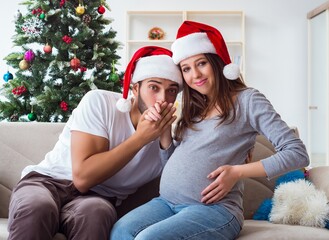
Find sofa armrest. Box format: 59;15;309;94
308;166;329;199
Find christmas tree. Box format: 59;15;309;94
0;0;122;122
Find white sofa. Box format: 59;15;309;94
1;122;329;239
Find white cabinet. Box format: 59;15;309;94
125;11;245;78
307;2;329;166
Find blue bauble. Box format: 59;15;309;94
3;71;13;82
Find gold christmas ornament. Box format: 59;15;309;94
76;4;85;15
19;59;30;70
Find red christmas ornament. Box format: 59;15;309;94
97;5;106;14
32;8;43;15
43;44;52;54
60;0;66;8
12;86;27;96
80;66;87;72
62;35;72;44
70;57;81;71
60;101;68;111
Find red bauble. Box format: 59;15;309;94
97;5;106;14
70;57;81;71
43;44;52;54
60;101;68;111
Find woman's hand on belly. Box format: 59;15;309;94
200;165;240;204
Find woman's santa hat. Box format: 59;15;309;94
171;21;240;80
116;46;183;112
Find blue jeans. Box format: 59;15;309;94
110;197;241;240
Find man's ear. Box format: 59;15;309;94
132;83;139;97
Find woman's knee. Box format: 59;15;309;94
110;218;136;240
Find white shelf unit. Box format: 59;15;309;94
125;11;245;78
307;2;329;167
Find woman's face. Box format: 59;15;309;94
179;54;215;99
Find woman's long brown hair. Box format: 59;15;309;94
174;53;247;141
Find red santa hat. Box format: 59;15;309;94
171;21;240;80
116;46;183;112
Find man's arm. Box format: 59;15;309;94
71;107;176;193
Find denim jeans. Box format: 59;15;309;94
110;197;241;240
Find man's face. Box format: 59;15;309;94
134;78;179;113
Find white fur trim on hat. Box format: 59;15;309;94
132;55;183;90
171;32;216;64
116;97;132;113
223;63;240;80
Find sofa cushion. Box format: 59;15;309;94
0;122;64;218
237;220;329;239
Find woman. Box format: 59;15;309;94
110;21;309;240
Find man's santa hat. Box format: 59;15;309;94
116;46;183;112
171;21;240;80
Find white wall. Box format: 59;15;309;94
1;0;327;146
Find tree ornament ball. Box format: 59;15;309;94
24;50;35;62
3;71;14;82
19;59;30;70
70;57;81;70
39;12;45;19
10;114;19;122
76;4;85;15
43;44;52;54
27;112;37;121
82;14;92;24
109;72;119;82
98;5;106;14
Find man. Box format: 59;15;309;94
8;46;183;240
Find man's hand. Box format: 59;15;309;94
135;101;176;144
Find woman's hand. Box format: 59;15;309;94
135;102;176;144
201;165;241;204
143;101;176;149
144;101;167;121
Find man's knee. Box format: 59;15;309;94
10;190;58;222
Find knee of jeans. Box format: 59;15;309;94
110;220;131;240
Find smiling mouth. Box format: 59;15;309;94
195;79;207;86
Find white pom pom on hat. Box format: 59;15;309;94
223;63;241;80
116;98;132;113
116;46;183;112
171;21;240;80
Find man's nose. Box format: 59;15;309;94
156;90;166;102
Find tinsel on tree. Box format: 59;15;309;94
0;0;123;122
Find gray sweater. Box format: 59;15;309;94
159;88;309;227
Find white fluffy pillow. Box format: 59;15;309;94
269;179;329;228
